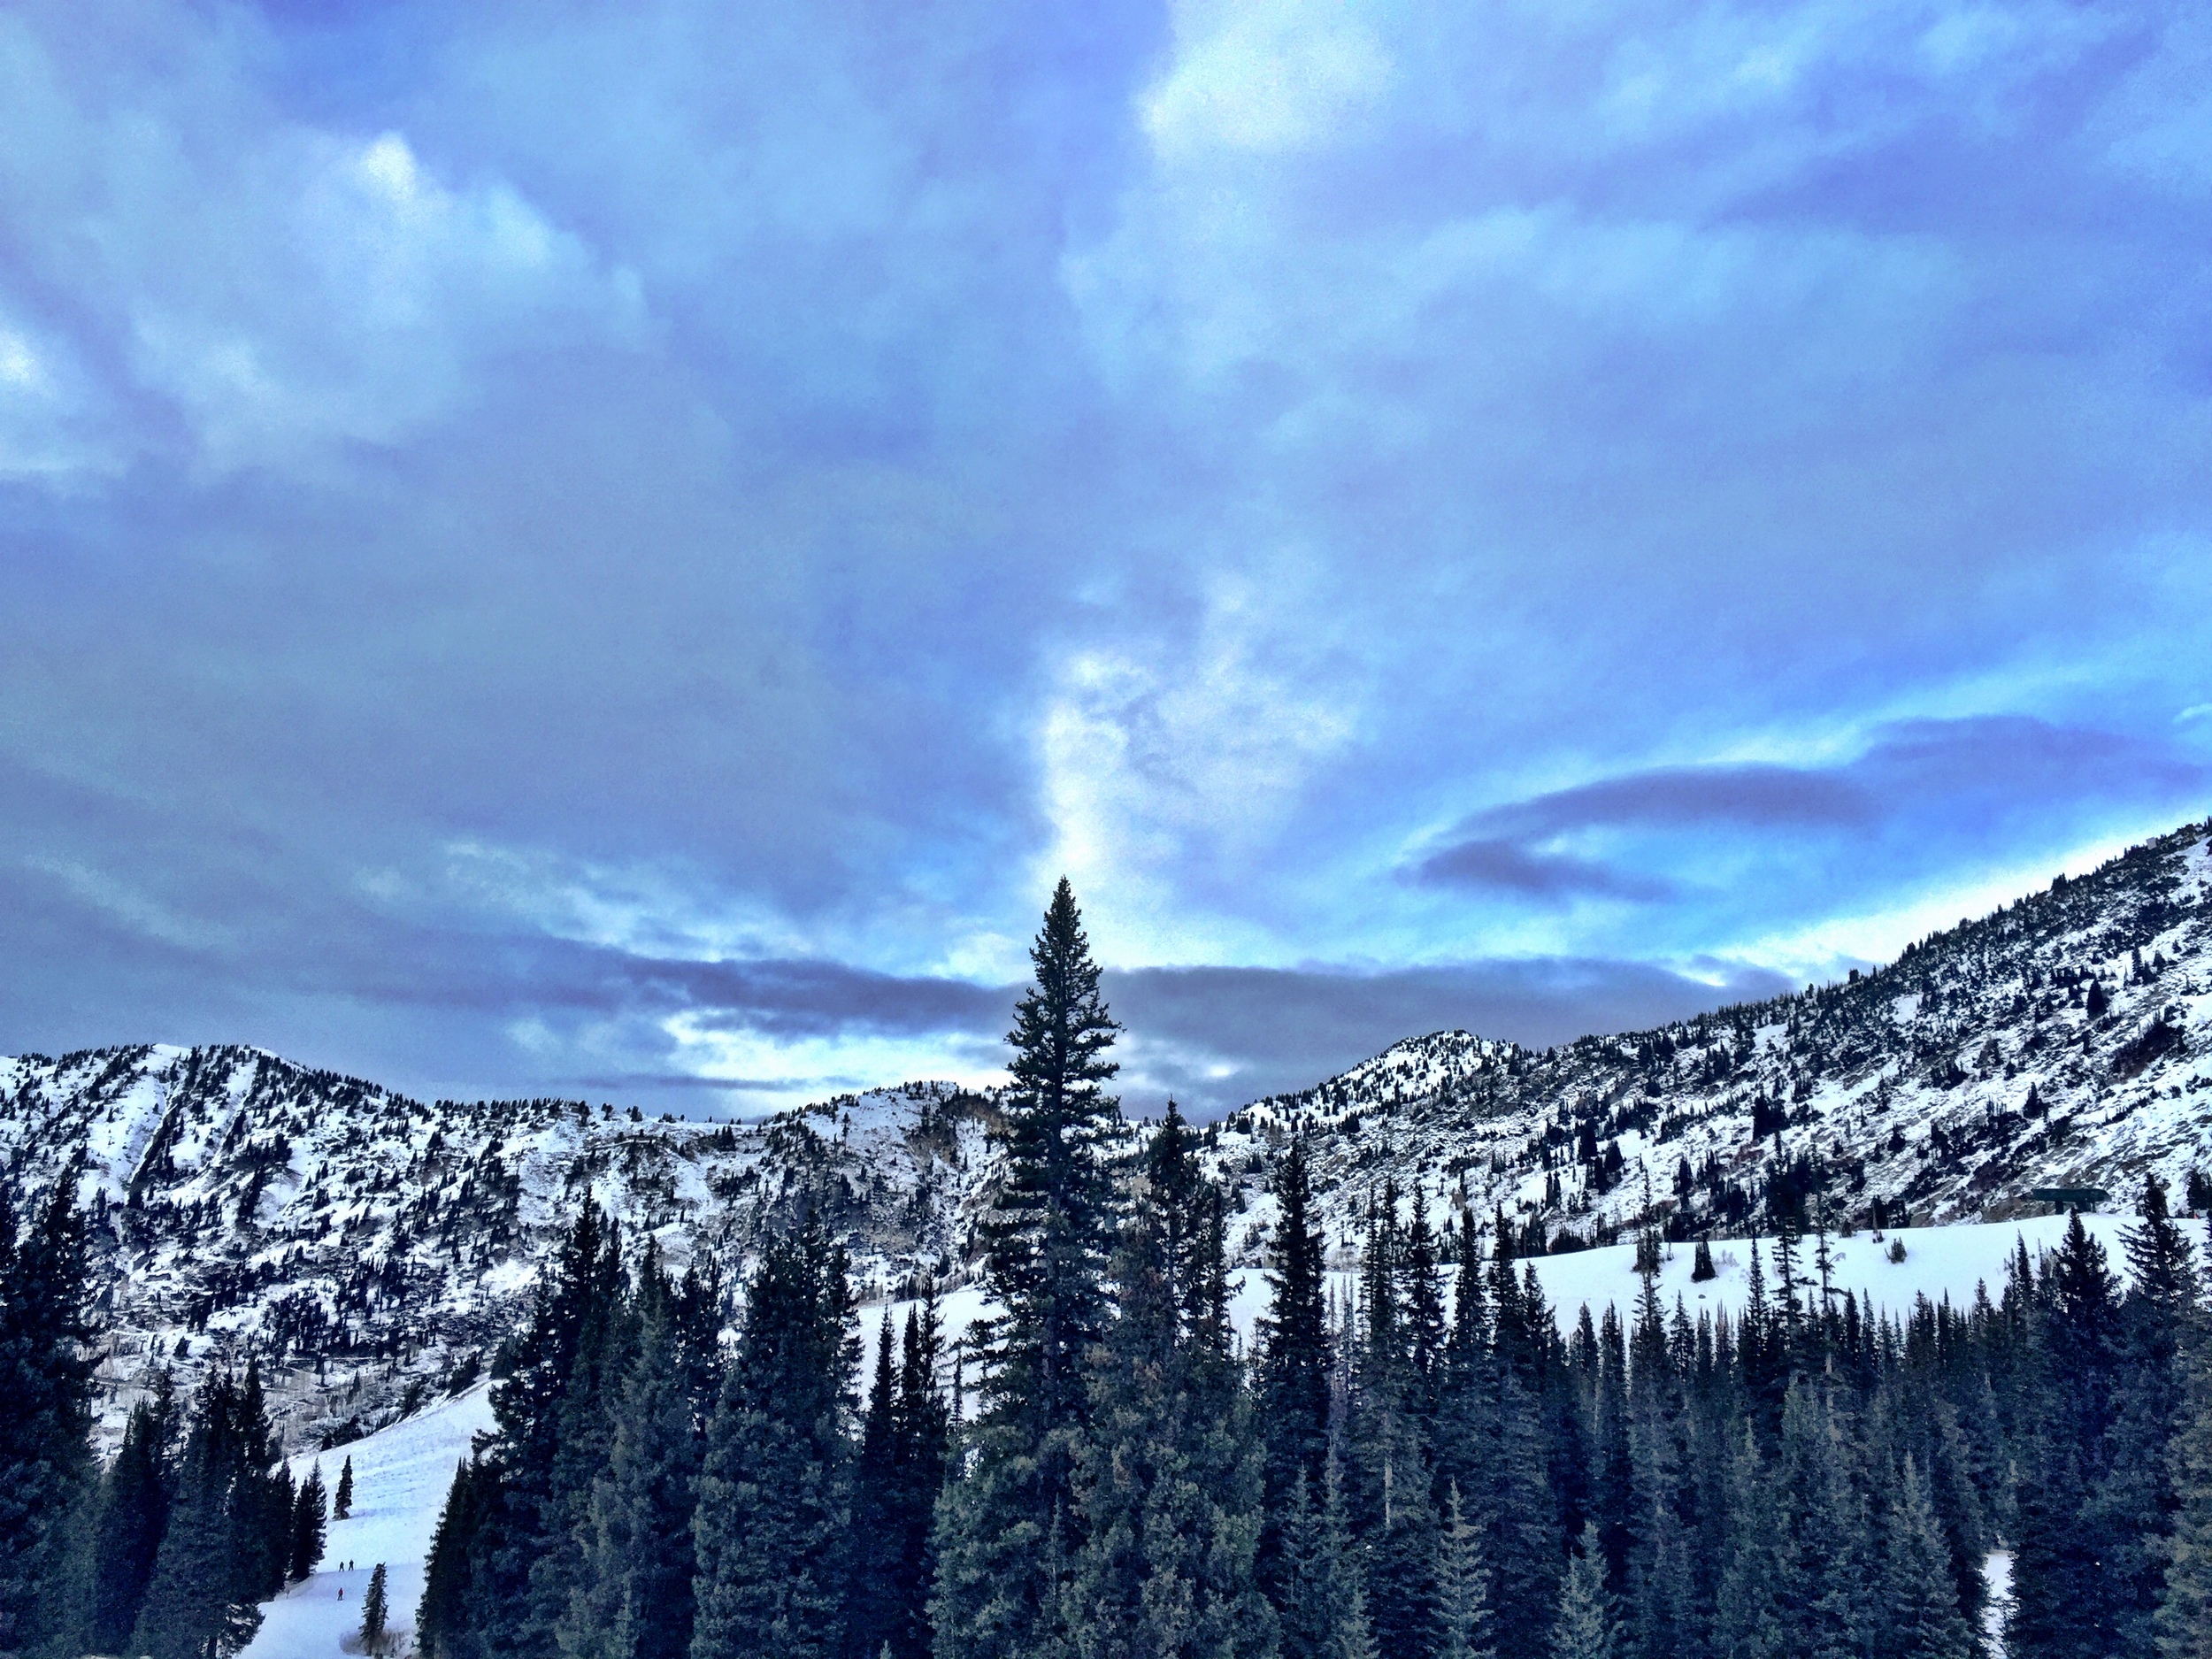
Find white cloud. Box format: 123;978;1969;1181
0;309;121;482
27;856;235;951
1034;561;1363;961
1141;0;1393;158
120;127;642;472
0;12;645;478
434;842;810;964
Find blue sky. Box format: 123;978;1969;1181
3;0;2208;1117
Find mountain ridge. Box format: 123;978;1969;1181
4;815;2208;1454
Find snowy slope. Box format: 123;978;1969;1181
5;819;2209;1452
1204;818;2212;1269
240;1383;495;1659
1513;1212;2142;1333
881;1214;2161;1397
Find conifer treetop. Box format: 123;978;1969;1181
1004;876;1121;1113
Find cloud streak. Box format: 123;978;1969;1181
1411;717;2209;910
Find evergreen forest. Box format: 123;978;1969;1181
4;879;2211;1659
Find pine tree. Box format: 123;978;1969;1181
1258;1138;1333;1509
236;1362;292;1606
534;1215;636;1650
1713;1424;1784;1659
419;1455;488;1659
1588;1310;1634;1593
689;1215;855;1659
0;1176;98;1655
2009;1213;2124;1659
334;1455;354;1520
1277;1470;1337;1659
1767;1381;1865;1659
288;1463;328;1581
1883;1454;1977;1659
880;1288;951;1659
1486;1371;1564;1659
1402;1191;1447;1422
1435;1483;1495;1659
361;1561;391;1655
1280;1452;1385;1659
1549;1525;1616;1659
1339;1184;1440;1657
933;879;1122;1659
2160;1237;2212;1659
850;1310;906;1659
2098;1176;2203;1652
88;1369;178;1652
563;1252;706;1659
131;1367;282;1659
458;1202;627;1655
1064;1109;1273;1659
1337;1576;1380;1659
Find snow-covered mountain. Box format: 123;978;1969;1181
5;818;2208;1455
1212;817;2212;1263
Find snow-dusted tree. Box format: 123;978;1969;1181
1435;1483;1495;1659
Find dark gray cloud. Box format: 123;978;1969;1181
1409;838;1675;902
1414;718;2209;906
1469;766;1876;841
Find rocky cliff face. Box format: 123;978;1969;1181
7;818;2208;1454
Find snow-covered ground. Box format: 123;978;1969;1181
1982;1549;2015;1657
862;1212;2156;1397
241;1384;495;1659
1515;1212;2144;1333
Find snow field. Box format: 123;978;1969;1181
856;1213;2155;1405
1516;1212;2143;1333
240;1383;495;1659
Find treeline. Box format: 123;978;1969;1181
419;882;2212;1659
0;1164;337;1657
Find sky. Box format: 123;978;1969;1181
3;0;2209;1119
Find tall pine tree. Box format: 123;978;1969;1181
2008;1214;2124;1659
1064;1106;1273;1659
288;1463;327;1583
1257;1138;1333;1521
563;1248;710;1659
2155;1215;2212;1659
88;1370;178;1654
933;879;1123;1659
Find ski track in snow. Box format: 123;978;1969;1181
239;1383;495;1659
